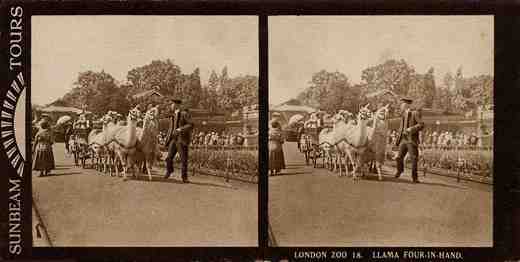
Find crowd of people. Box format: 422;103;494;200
387;128;481;148
191;131;246;146
158;130;250;147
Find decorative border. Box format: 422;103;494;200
1;71;25;177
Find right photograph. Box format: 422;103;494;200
268;16;493;246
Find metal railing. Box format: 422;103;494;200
190;144;259;151
186;144;258;183
385;144;493;183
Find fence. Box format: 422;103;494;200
385;144;493;183
186;145;258;183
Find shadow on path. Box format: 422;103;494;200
129;176;233;189
33;172;82;177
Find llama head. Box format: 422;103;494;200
358;104;372;121
128;107;142;122
375;104;390;120
107;111;119;122
333;112;345;123
102;114;113;125
145;106;159;122
338;110;354;121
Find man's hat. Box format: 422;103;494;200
171;98;182;104
272;112;281;117
400;97;413;104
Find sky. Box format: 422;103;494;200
269;16;494;105
32;16;258;106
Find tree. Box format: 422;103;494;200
443;71;454;91
175;68;203;108
295;70;361;113
126;59;181;96
90;83;131;116
72;70;119;112
219;75;258;112
468;75;493;107
220;66;229;86
435;86;455;113
407;67;436;109
49;70;132;115
452;67;472;113
208;70;219;91
200;85;220;113
361;59;415;96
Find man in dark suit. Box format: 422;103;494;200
164;98;193;183
394;98;424;183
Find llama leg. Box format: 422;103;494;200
352;155;359;180
341;153;347;177
110;156;115;176
114;156;119;177
337;154;342;176
338;154;344;177
147;159;153;181
129;155;137;179
103;153;107;174
376;162;383;181
334;154;338;171
121;154;128;181
345;151;353;178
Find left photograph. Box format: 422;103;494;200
31;16;259;246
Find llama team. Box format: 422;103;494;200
269;97;424;183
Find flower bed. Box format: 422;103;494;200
386;145;493;179
158;145;258;183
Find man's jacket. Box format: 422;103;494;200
396;109;424;146
166;109;193;146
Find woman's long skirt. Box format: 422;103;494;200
269;140;285;171
33;144;55;171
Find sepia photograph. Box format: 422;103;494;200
268;16;493;246
31;16;259;246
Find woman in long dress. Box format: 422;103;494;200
33;121;55;176
269;120;285;175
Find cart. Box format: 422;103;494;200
72;128;91;168
301;126;323;168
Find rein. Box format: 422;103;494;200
88;138;139;150
317;137;368;149
107;138;139;150
334;137;369;150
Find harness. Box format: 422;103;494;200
88;138;139;150
321;137;369;150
